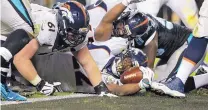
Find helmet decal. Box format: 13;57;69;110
133;18;148;29
72;1;87;26
59;7;74;24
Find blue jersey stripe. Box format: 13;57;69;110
11;0;32;25
187;33;193;44
88;44;111;54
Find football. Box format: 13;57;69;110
120;66;143;84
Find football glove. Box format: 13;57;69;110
94;81;118;97
138;66;154;89
36;80;61;96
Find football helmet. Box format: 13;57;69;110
54;1;90;47
113;11;156;46
111;48;148;77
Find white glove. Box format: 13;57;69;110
122;0;146;6
39;81;61;96
138;66;154;89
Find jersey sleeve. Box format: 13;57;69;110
94;37;129;55
31;3;51;12
102;72;123;86
35;12;58;46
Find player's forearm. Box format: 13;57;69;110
82;59;102;87
13;39;41;86
101;3;126;24
14;58;38;81
75;46;102;87
107;83;140;96
143;33;158;69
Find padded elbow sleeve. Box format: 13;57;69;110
2;29;31;56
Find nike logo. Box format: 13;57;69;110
93;3;98;7
8;97;14;99
41;89;52;93
41;24;44;30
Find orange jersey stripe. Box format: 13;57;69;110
183;57;196;65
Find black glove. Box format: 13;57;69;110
94;81;118;97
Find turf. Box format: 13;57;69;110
2;89;208;110
27;92;73;98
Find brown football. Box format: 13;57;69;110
120;66;143;84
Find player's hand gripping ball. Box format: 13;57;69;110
120;66;143;84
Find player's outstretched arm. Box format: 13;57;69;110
99;0;146;25
74;46;103;87
107;83;141;96
74;46;116;96
105;66;154;96
95;2;127;41
142;32;158;69
13;37;60;96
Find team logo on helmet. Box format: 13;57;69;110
63;3;71;10
59;7;74;24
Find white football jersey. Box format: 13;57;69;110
93;37;129;55
88;42;123;85
89;42;146;85
87;4;107;29
31;5;58;53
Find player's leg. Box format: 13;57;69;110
166;0;198;29
156;0;208;97
185;63;208;92
154;42;188;82
0;30;30;101
136;0;166;16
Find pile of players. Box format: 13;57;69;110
1;0;208;101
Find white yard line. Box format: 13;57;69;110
1;93;97;106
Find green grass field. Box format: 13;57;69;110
2;89;208;110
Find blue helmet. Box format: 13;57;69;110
54;1;90;47
126;12;149;37
113;12;155;45
125;12;156;47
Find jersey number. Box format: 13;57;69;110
48;22;55;32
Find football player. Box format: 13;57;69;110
151;0;208;98
88;43;154;96
1;0;35;101
94;0;208;97
1;1;112;100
